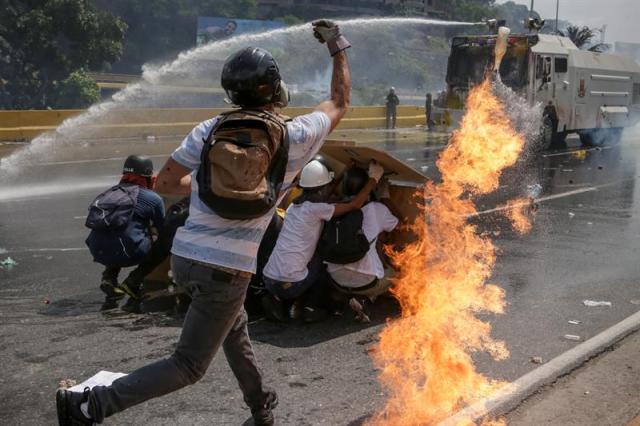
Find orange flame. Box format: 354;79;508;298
369;79;531;426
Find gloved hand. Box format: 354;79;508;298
368;161;384;183
312;19;351;56
376;178;391;199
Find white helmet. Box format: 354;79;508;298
298;160;334;188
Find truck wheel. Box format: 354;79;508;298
539;116;554;150
607;128;623;144
579;130;597;146
580;129;623;146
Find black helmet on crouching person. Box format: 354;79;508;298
122;155;154;177
342;167;369;197
221;47;289;108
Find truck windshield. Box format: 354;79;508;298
446;36;533;91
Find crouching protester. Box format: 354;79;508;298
324;169;399;321
56;19;352;426
261;160;384;323
118;196;191;313
84;155;165;310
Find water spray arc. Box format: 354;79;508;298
0;17;479;180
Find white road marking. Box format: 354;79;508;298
5;248;88;253
542;146;611;158
471;187;598;217
40;153;167;166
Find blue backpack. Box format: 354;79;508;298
85;184;139;230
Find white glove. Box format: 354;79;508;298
368;162;384;183
312;19;351;56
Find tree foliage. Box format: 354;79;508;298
53;69;100;108
558;25;606;51
0;0;126;109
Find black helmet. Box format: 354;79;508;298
221;47;282;107
343;167;368;196
123;155;153;177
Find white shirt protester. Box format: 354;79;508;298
326;201;398;288
170;111;331;273
263;201;335;283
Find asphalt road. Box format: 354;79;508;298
1;127;640;425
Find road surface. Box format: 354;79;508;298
1;128;640;425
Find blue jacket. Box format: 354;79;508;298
86;185;165;267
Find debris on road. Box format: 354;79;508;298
568;212;576;218
349;298;371;323
527;183;542;199
583;300;612;307
530;356;543;364
568;320;582;325
564;334;582;342
630;300;640;305
0;257;18;270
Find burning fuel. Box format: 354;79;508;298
368;78;535;426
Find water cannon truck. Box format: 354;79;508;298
444;27;640;148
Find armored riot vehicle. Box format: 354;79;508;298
445;31;640;148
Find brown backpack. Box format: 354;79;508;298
196;109;290;220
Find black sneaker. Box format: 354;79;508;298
56;387;94;426
261;294;288;322
117;278;141;300
302;306;328;323
251;390;278;426
120;297;141;314
99;280;124;301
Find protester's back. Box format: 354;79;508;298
85;156;165;267
326;201;397;287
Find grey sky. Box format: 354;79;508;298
496;0;639;44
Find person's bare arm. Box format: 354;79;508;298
155;158;192;196
311;20;351;132
315;51;351;132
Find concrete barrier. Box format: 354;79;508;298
0;106;428;141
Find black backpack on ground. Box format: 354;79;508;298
85;184;139;231
318;209;372;264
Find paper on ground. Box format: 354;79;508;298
583;300;612;307
68;371;127;393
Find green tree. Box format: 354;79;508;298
0;0;126;109
558;25;606;51
53;69;100;108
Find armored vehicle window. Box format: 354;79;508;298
555;57;568;73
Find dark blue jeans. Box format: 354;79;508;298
263;254;329;308
88;255;271;423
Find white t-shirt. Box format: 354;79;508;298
170;111;331;273
326;202;398;288
263;201;335;283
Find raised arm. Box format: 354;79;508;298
311;20;351;132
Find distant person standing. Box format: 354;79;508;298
425;92;435;131
385;87;399;129
56;19;352;426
